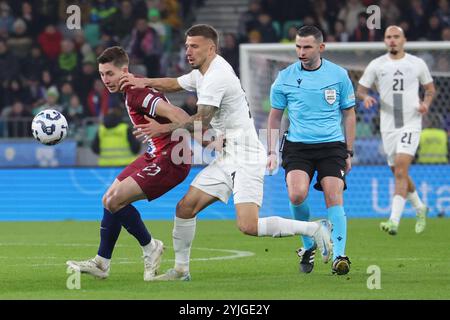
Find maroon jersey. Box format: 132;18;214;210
124;86;174;157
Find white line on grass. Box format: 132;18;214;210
0;243;255;267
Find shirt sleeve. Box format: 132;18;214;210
129;88;163;117
195;70;226;108
270;72;286;110
340;71;356;109
177;71;197;92
418;59;433;85
358;60;377;89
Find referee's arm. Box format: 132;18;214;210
343;107;356;172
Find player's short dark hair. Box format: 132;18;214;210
297;25;324;43
185;24;219;50
97;46;129;67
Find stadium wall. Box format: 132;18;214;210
0;166;448;221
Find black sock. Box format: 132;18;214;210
97;209;122;259
115;204;152;246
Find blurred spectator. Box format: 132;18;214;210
148;8;170;50
180;93;198;116
7;19;33;59
3;100;33;138
20;1;38;37
60;82;75;107
0;39;20;84
425;15;443;41
350;12;379;42
442;26;450;40
73;57;98;108
408;0;427;40
312;0;330;34
256;13;279;43
23;76;46;109
90;0;118;23
128;18;162;77
2;78;31;107
247;29;262;43
64;94;85;140
379;0;400;29
73;30;94;60
332;19;349;42
57;39;81;81
106;0;136;45
0;1;14;34
221;32;239;76
337;0;364;34
33;85;62;115
21;45;49;82
38;24;63;61
417;115;448;164
33;0;59;27
280;25;298;43
40;69;55;91
87;79;110;117
238;0;262;42
436;0;450;27
158;0;182;31
91;106;140;166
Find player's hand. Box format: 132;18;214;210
345;155;352;174
133;115;166;141
119;73;147;91
266;153;278;175
363;96;377;109
418;101;430;114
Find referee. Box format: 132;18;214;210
267;26;356;275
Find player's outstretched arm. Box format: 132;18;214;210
356;84;377;109
133;104;217;138
119;73;182;92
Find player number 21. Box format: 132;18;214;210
401;132;412;144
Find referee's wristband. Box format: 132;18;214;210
346;150;354;157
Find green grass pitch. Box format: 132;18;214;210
0;218;449;300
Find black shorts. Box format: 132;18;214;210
281;140;348;191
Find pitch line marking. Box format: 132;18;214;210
0;243;255;267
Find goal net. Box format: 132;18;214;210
240;42;450;165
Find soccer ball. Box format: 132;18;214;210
31;109;68;145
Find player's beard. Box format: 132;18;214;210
390;48;398;55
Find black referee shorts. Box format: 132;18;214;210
281;140;348;191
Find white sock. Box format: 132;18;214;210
257;216;317;237
407;190;425;210
142;238;155;256
390;195;406;225
173;216;196;273
94;255;110;270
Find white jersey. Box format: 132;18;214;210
359;53;433;132
177;55;254;134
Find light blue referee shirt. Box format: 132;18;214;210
270;58;355;143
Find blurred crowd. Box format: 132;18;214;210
0;0;449;142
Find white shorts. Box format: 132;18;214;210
382;130;421;166
191;143;266;206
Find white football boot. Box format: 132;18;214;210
143;239;165;281
66;258;109;279
311;219;333;263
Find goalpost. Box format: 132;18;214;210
239;42;450;165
